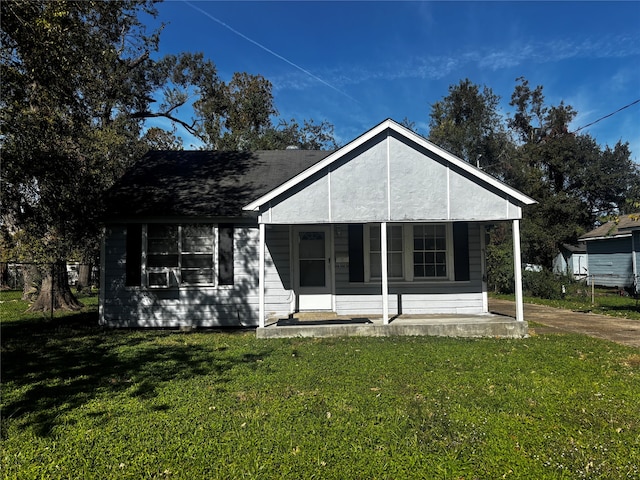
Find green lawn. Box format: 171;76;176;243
493;290;640;321
1;290;639;479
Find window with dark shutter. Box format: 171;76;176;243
348;224;365;282
453;222;470;281
218;224;234;285
125;224;142;286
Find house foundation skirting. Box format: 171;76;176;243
256;314;528;339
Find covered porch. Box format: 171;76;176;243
254;218;528;338
244;120;536;338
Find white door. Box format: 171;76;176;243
294;226;332;310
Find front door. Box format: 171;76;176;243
294;226;332;310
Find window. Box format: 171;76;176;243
369;225;404;279
413;224;448;278
365;223;454;281
298;231;326;287
141;224;233;288
180;224;215;285
147;225;180;287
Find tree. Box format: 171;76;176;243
399;117;417;133
0;1;218;311
428;78;509;176
195;72;275;150
194;73;338;152
427;76;639;279
143;127;184;150
579;140;640;217
507;77;639;266
257;119;339;151
2;1;338;311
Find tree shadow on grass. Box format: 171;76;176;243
1;312;272;437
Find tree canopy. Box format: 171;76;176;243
0;0;337;310
2;1;637;307
427;77;640;269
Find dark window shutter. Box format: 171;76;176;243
348;224;364;282
453;222;470;281
218;224;234;285
125;224;142;286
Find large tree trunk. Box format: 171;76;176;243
22;264;40;300
27;260;83;312
76;263;92;292
0;262;9;290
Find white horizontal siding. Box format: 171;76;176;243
102;220;490;325
101;224;294;327
335;292;484;315
333;222;485;315
264;225;294;317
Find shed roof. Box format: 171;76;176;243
103;150;331;219
561;243;587;254
579;214;640;241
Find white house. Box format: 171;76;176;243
552;243;588;280
100;119;536;337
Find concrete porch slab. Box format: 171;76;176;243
256;313;528;339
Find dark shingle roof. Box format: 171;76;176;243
561;243;586;254
103;150;332;219
579;213;640;240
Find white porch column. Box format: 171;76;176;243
480;223;489;313
381;222;389;325
512;219;524;322
632;230;638;292
258;222;266;328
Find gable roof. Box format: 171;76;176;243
243;119;536;212
103;149;331;219
579;214;640;241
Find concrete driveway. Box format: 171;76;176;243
489;298;640;348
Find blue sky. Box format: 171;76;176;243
148;1;640;160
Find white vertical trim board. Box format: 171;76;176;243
386;131;391;221
446;166;451;220
327;168;332;222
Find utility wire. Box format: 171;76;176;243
571;99;640;133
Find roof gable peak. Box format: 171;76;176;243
243;118;535;212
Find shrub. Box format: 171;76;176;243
522;270;569;300
486;227;514;294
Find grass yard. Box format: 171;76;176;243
494;290;640;321
1;290;639;479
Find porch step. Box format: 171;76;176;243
291;311;339;321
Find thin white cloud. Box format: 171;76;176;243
270;33;640;91
182;0;358;103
